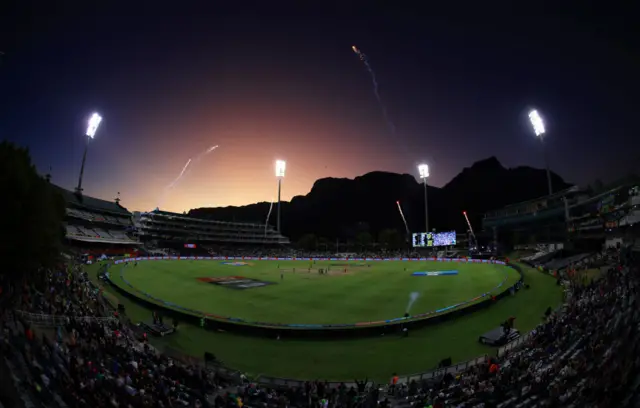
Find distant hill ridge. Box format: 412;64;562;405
189;156;570;240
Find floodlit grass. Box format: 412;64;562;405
88;260;562;382
113;260;519;324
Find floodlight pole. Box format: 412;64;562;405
529;109;552;196
418;164;429;233
277;177;282;233
423;180;429;233
76;113;102;194
540;135;553;196
76;136;90;193
275;160;286;233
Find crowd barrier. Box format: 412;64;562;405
388;330;536;385
237;331;538;389
104;257;523;339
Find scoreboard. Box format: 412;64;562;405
413;232;434;247
412;231;456;247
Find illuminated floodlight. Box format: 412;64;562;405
418;164;429;179
86;113;103;138
528;109;545;136
275;159;286;178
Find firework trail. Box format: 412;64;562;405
352;45;396;135
396;200;410;235
157;145;219;208
170;145;218;188
264;199;275;236
194;144;219;162
168;159;192;189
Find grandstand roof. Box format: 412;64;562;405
66;234;141;245
146;208;263;227
54;185;131;216
499;185;581;210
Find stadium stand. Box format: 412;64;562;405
484;182;640;255
543;253;591;271
483;186;585;228
521;249;560;264
56;186;139;245
137;209;290;245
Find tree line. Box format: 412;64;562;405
0;141;65;281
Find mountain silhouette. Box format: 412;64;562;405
189;157;570;241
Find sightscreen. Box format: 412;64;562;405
412;231;456;247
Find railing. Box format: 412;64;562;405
389;330;535;385
396;355;489;385
497;331;533;357
14;310;117;327
162;346;246;383
256;376;358;390
65;233;139;245
256;330;537;388
257;331;531;388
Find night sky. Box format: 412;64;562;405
1;5;638;212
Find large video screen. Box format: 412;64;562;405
412;231;456;247
184;243;197;248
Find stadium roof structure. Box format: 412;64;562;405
497;185;581;211
54;185;131;216
483;185;583;220
66;234;140;245
145;208;266;227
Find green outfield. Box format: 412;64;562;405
111;260;520;325
89;260;563;381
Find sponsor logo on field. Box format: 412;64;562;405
220;261;253;266
196;276;273;290
412;270;459;276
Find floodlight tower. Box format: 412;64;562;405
528;109;553;196
275;160;286;232
76;113;103;194
418;164;430;233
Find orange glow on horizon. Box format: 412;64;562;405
82;135;411;213
70;95;434;214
